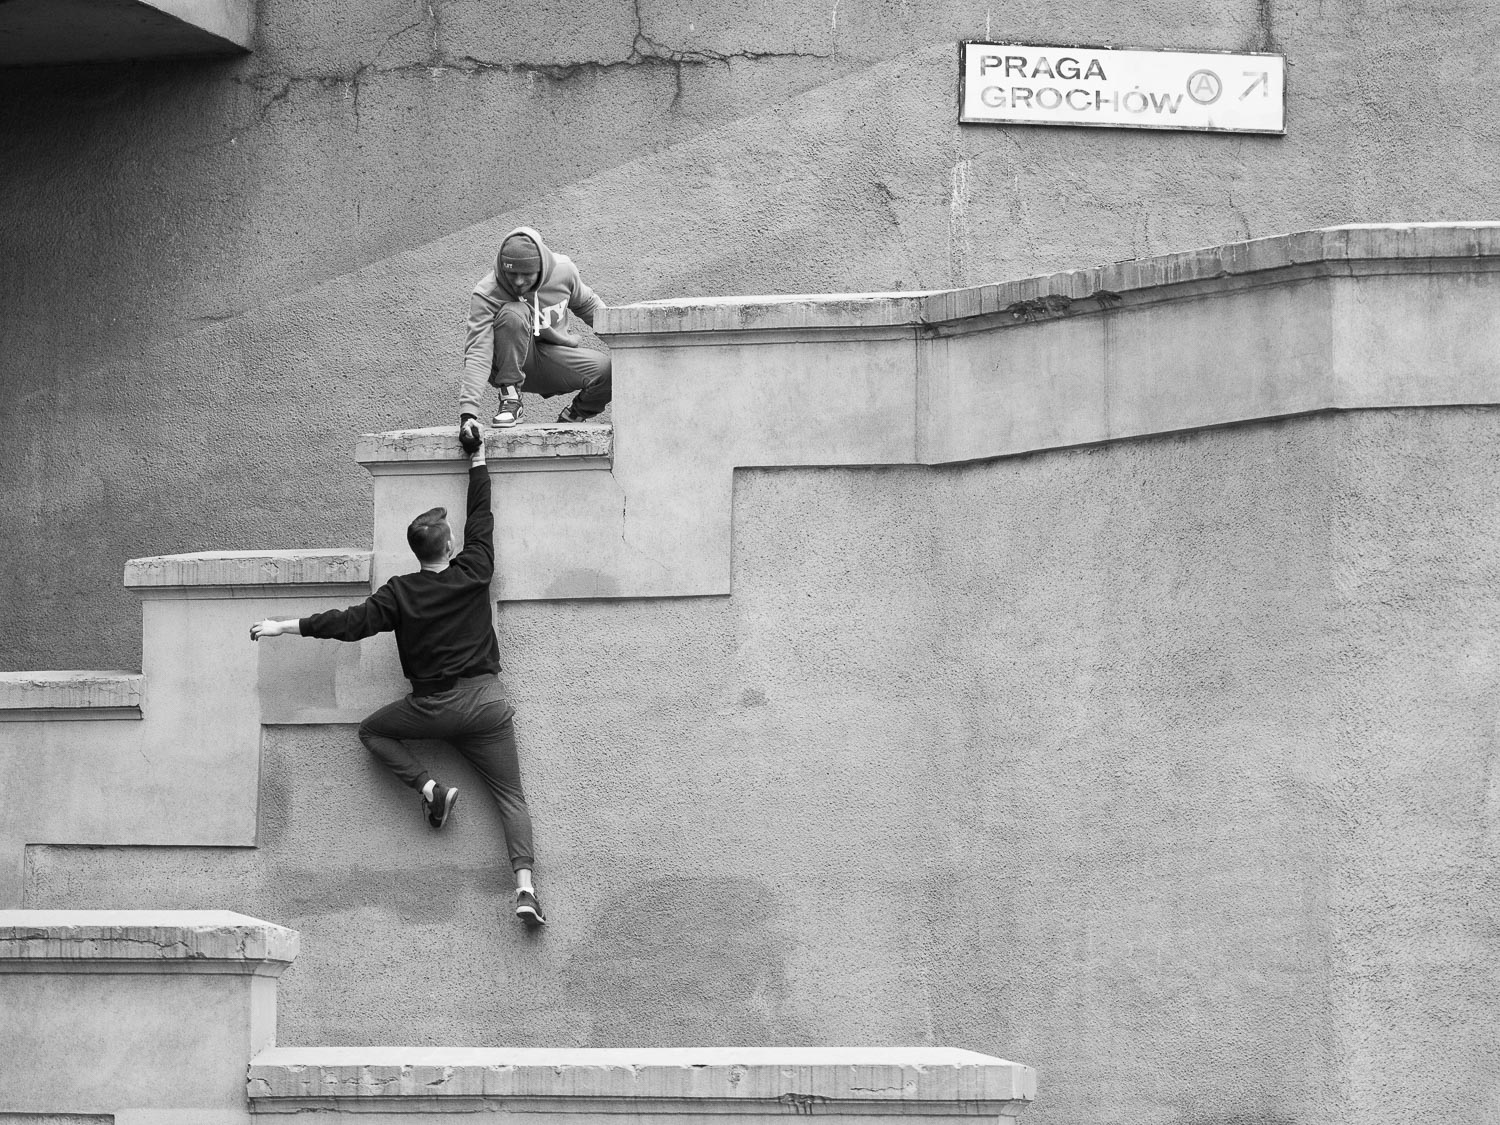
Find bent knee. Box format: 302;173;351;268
584;350;612;383
494;301;531;329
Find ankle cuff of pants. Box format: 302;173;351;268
511;856;535;872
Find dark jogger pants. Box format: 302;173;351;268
358;676;536;872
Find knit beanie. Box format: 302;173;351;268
499;234;542;276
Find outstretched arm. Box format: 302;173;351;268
252;584;399;644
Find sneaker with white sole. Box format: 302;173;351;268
493;387;523;428
515;889;547;928
422;782;458;828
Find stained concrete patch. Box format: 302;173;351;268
562;875;803;1046
544;568;623;599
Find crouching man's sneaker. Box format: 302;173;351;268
493;386;524;428
422;781;458;828
556;403;590;423
515;889;547;928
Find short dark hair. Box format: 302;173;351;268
407;507;450;563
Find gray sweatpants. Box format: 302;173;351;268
490;300;611;417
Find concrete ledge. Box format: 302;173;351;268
601;291;940;337
0;672;144;721
356;424;613;476
0;910;299;976
600;222;1500;339
125;549;373;599
249;1047;1036;1117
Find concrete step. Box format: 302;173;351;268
0;671;144;722
1;910;297;1121
357;423;613;476
248;1045;1036;1121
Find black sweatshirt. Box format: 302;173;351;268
300;464;500;683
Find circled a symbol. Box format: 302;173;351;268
1187;69;1222;104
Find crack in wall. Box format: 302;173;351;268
232;0;831;117
1253;0;1280;52
225;47;829;139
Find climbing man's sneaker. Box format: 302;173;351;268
556;403;588;423
493;387;524;428
515;889;547;928
422;782;459;829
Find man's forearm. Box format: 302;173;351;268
462;292;498;416
459;358;490;419
250;618;303;641
463;460;494;546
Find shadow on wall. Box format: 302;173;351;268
562;875;807;1046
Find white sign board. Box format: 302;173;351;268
959;42;1285;134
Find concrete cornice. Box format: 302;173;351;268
0;910;300;976
249;1046;1035;1107
0;671;144;721
124;549;373;599
599;223;1500;340
0;0;253;67
356;424;613;475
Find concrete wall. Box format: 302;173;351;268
5;0;1500;670
27;406;1500;1125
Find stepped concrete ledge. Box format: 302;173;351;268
356;423;613;475
249;1046;1036;1120
599;222;1500;338
0;0;254;67
1;550;385;903
2;910;298;1123
0;671;144;722
0;909;299;974
125;549;373;599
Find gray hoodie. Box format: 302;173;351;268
460;226;605;417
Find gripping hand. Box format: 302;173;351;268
459;416;484;455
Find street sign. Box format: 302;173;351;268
959;42;1286;134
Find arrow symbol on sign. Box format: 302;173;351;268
1241;71;1269;98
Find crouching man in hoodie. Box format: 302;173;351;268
461;226;611;429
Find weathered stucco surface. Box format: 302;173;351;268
4;0;1500;668
28;408;1500;1125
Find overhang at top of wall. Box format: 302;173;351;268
0;0;252;67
